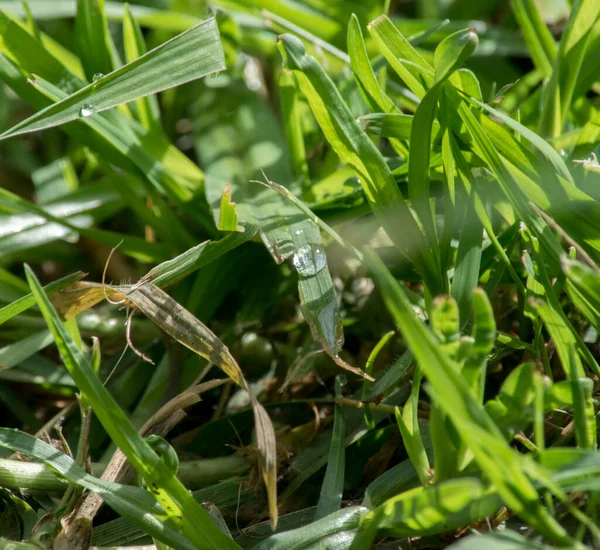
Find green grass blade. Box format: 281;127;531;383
278;33;441;294
314;376;346;521
0;271;85;326
122;3;162;133
218;184;241;232
347;14;396;114
24;264;240;549
0;18;225;140
279;70;310;187
364;249;576;546
356;478;501;546
0;429;197;550
359;113;419;139
367;14;434;99
451;197;483;325
75;0;114;82
511;0;557;77
0;330;53;369
253;506;366;550
538;0;600;137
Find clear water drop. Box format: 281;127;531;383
295;229;304;236
292;244;327;277
79;103;95;118
92;73;104;82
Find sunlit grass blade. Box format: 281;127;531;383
278;33;442;294
75;0;114;82
122;3;162;133
352;478;501;548
367;14;434;99
253;506;366;550
538;0;600;138
0;14;209;210
347;14;396;114
24;264;240;549
0;429;198;550
364;249;576;545
511;0;556;77
0;18;225;140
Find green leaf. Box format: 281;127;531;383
0;17;225;140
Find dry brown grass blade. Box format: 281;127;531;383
120;282;280;529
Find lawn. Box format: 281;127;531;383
0;0;600;548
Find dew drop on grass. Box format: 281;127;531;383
79;103;95;117
292;244;326;277
92;73;104;82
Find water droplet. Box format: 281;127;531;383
292;244;326;277
559;149;566;157
338;375;348;387
295;229;304;236
79;103;95;117
92;73;104;82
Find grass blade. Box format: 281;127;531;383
24;264;240;549
75;0;114;82
0;18;225;140
0;429;198;550
314;376;346;521
278;33;441;294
